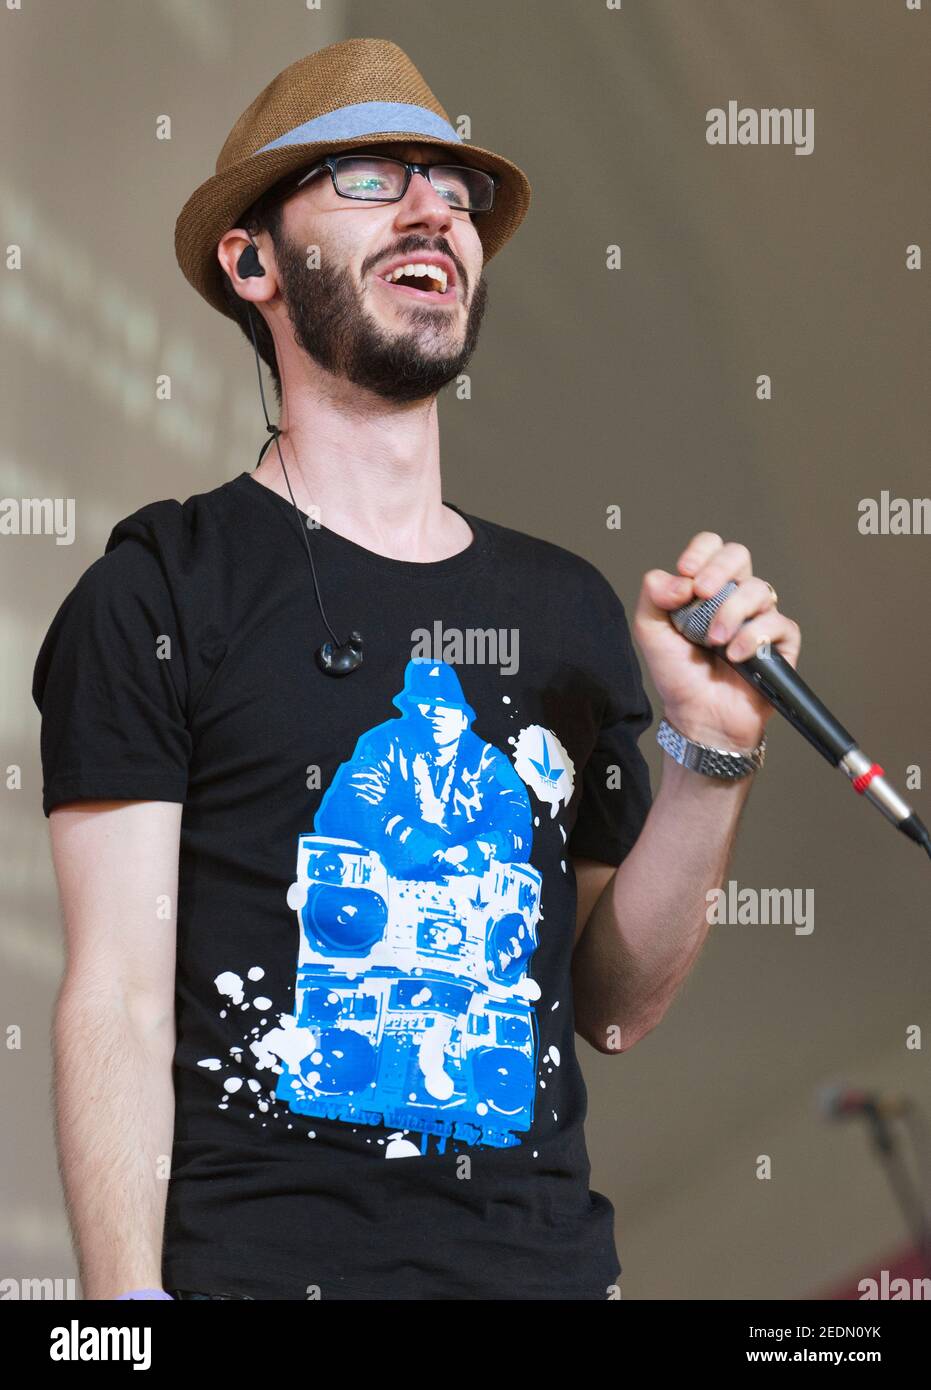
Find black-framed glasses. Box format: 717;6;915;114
288;153;499;214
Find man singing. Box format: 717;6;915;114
32;38;800;1301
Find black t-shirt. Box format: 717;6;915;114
31;470;654;1301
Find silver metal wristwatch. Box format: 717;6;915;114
656;716;766;779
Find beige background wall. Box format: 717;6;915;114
2;0;928;1299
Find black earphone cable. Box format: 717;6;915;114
240;235;362;674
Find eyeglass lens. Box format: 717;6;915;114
333;156;494;212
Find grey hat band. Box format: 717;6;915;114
255;101;462;156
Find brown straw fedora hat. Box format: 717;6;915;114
175;37;532;321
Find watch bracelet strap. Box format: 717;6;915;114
656;715;766;779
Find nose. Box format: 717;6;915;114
392;170;455;237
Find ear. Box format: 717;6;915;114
217;228;277;302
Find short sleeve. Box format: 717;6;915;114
568;574;654;866
31;515;192;817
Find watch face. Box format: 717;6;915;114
699;745;751;778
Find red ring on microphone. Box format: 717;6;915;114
852;763;884;794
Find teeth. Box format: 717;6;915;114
382;262;448;292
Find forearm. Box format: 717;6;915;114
571;754;754;1052
53;979;176;1298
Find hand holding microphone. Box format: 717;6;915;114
632;530;930;856
633;531;800;750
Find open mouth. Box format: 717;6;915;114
376;262;456;303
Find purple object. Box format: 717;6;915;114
114;1288;174;1300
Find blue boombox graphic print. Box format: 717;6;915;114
274;657;544;1152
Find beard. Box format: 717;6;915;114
271;230;489;405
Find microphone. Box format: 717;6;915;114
819;1084;931;1269
669;581;930;856
818;1085;912;1122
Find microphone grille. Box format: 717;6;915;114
669;579;740;646
816;1083;847;1119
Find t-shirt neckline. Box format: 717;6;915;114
235;470;490;578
